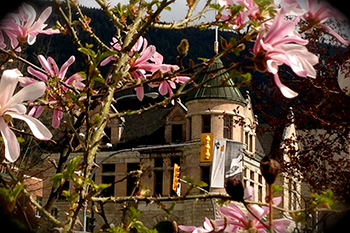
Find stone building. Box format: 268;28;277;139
42;59;301;232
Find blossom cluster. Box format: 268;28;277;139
219;0;348;98
0;3;59;52
179;187;291;233
101;36;190;101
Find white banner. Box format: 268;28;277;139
225;140;243;179
210;139;226;188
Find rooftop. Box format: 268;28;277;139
186;59;247;104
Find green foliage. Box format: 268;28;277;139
272;184;284;197
0;182;24;211
157;201;176;220
182;176;208;196
51;156;82;188
311;189;336;209
107;207;158;233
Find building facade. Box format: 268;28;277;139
41;59;301;232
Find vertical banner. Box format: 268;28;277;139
210;139;226;188
225;141;243;180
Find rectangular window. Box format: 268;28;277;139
154;158;163;168
102;175;115;197
59;181;70;199
188;117;192;140
249;134;253;152
154;171;163;195
201;166;210;192
35;196;42;217
202;115;211;133
223;116;233;139
127;163;139;196
171;157;180;167
154;158;163;195
245;132;249;146
172;124;183;143
102;163;115;173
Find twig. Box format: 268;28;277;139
268;184;274;233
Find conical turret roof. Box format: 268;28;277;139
186;59;246;104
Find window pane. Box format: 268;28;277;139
223;116;232;139
202;115;211;133
127;163;139;196
201;166;210;192
102;176;115;196
154;171;163;195
172;124;183;142
102;164;115;173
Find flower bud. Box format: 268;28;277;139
260;156;280;185
225;178;244;202
177;39;189;57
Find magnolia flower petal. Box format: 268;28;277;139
27;66;48;82
66;74;85;89
4;82;46;110
218;203;247;224
38;55;55;76
30;6;52;32
59;56;75;80
273;196;282;206
273;74;298;98
52;109;63;128
273;219;291;233
47;57;59;76
7;111;52;140
135;86;144;101
178;225;197;232
159;82;169;96
100;56;116;66
247;204;265;221
27;34;37;45
135;45;156;65
28;105;44;118
175;76;190;84
0;118;20;162
0;69;22;107
244;186;254;201
7;104;27;114
203;218;214;231
21;3;36;28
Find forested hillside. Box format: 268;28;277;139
23;1;236;74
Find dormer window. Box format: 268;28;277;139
172;124;183;143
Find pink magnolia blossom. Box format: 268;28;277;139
101;36;188;100
218;0;259;30
300;0;349;45
217;195;290;233
0;69;52;162
157;76;190;97
0;3;59;51
179;217;238;233
218;186;290;233
253;6;318;98
27;55;85;128
179;186;291;233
